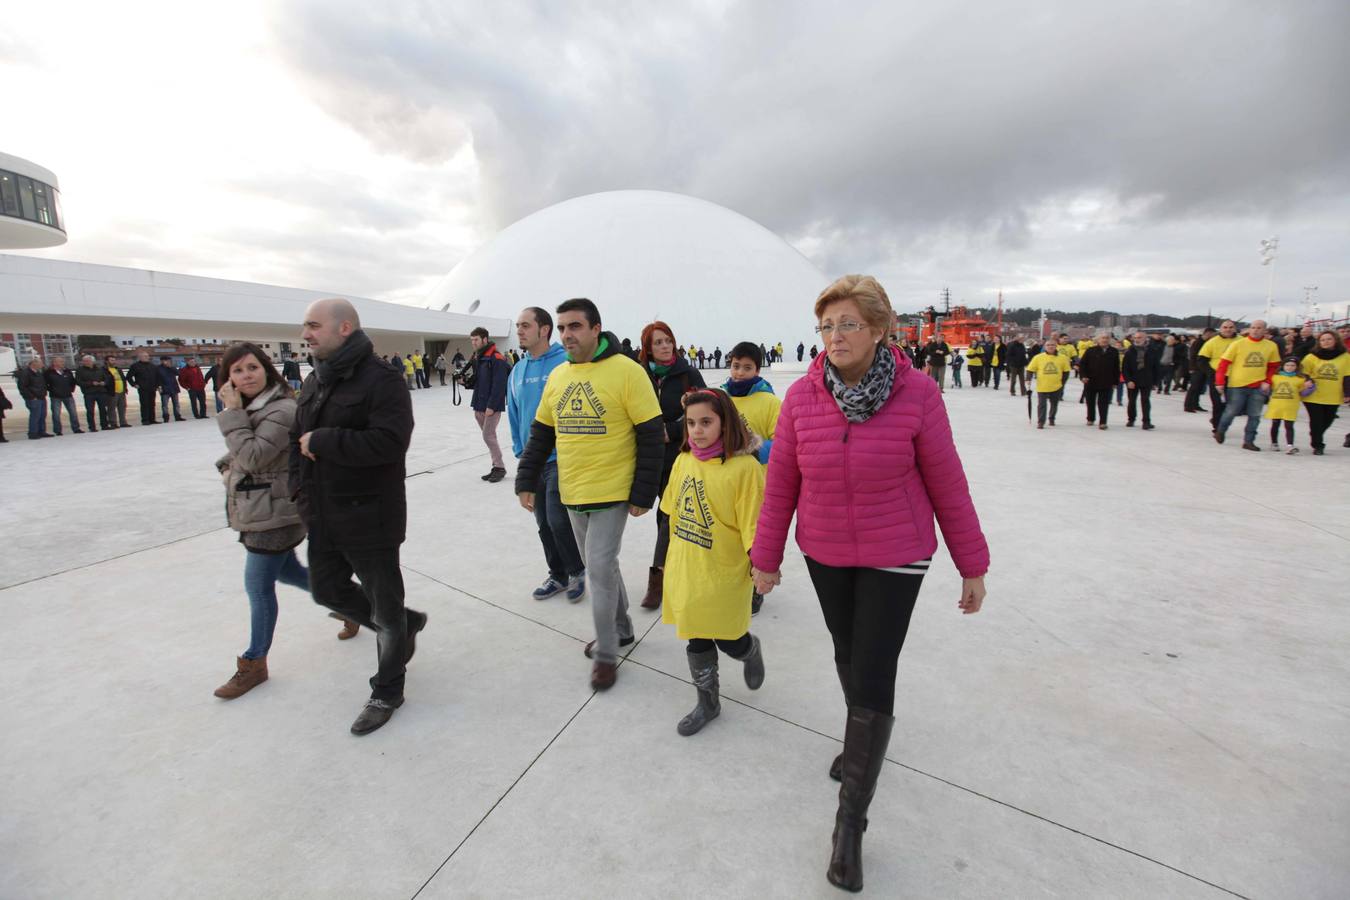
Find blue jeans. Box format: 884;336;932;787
536;460;583;579
160;392;182;420
50;395;79;433
26;398;47;437
243;548;309;659
1218;386;1266;444
214;391;223;413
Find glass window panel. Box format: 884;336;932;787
17;176;37;220
32;181;52;226
50;186;63;231
0;172;18;216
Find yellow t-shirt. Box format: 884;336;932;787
1076;339;1093;357
730;391;781;445
1057;343;1077;362
1026;352;1068;393
1218;337;1279;387
402;357;414;375
659;452;764;640
108;367;124;393
1300;352;1350;405
1198;334;1238;364
967;346;984;367
535;352;662;506
1263;372;1306;421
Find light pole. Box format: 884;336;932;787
1302;285;1319;323
1260;237;1279;313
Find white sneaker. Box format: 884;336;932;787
1287;447;1300;455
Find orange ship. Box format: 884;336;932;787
893;304;997;348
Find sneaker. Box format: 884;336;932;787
533;576;566;601
565;573;586;602
485;467;507;483
1287;447;1300;455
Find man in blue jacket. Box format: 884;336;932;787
507;307;586;602
470;326;511;482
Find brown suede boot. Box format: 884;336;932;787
213;656;268;699
640;566;663;610
329;611;360;640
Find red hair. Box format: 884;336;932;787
639;321;677;366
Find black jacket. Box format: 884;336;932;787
648;354;706;489
1078;345;1121;388
1006;342;1029;368
45;367;77;398
16;366;48;400
514;332;666;510
74;364;110;395
923;341;951;366
1123;342;1161;387
282;359;302;381
127;360;160;392
289;333;414;551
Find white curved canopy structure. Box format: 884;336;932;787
428;191;829;350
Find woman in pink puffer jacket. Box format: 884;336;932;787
750;274;989;893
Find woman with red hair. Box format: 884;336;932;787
638;321;705;609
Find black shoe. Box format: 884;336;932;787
1126;420;1134;427
73;428;84;434
1241;442;1260;452
1142;423;1155;430
404;610;428;665
1343;435;1350;448
1313;447;1325;455
485;467;507;483
751;591;763;615
1213;430;1225;444
1196;407;1207;413
584;636;635;659
174;416;186;422
350;697;404;735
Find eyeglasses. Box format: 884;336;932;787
815;321;866;337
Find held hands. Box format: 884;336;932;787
218;381;242;410
959;576;986;615
751;566;781;596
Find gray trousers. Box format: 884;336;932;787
568;504;635;665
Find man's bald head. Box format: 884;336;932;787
302;297;363;360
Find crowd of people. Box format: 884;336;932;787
199;278;986;894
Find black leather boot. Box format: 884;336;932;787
828;706;895;893
830;663;850;782
677;649;720;736
730;633;765;690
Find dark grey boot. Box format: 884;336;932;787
830;662;850;782
730;633;765;690
677;649;720;736
827;706;895;893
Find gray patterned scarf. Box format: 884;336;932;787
823;344;897;423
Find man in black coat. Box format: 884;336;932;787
291;297;425;736
1183;327;1217;414
45;356;83;435
922;337;951;392
126;350;161;424
1078;334;1121;429
1122;331;1161;429
75;354;113;431
16;356;51;439
1005;338;1029;395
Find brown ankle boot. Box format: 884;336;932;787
640;566;663;610
329;611;360;640
213;656;268;699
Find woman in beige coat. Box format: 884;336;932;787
212;343;313;699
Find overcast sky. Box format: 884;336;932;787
5;0;1348;323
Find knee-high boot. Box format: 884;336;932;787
827;706;895;893
830;663;850;781
677;649;720;736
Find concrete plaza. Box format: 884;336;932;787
2;366;1347;899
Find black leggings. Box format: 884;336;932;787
805;557;924;716
1269;419;1294;444
1306;403;1339;450
688;634;751;656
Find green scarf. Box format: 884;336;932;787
648;361;672;376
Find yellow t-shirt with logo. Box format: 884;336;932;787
1263;372;1305;421
1198;334;1238;364
966;346;984;367
1057;343;1077;362
659;452;764;640
730;391;781;445
1218;337;1279;387
535;353;662;506
1300;352;1350;405
1026;352;1068;393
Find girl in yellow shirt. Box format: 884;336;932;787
659;389;766;736
1263;358;1312;454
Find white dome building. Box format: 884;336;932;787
427;191;829;354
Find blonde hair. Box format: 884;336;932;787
814;275;893;346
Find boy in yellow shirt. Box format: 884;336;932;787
721;341;779;616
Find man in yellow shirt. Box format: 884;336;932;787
1213;319;1280;450
1026;337;1067;428
515;298;664;690
1196;320;1239;430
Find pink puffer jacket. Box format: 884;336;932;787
750;345;989;578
